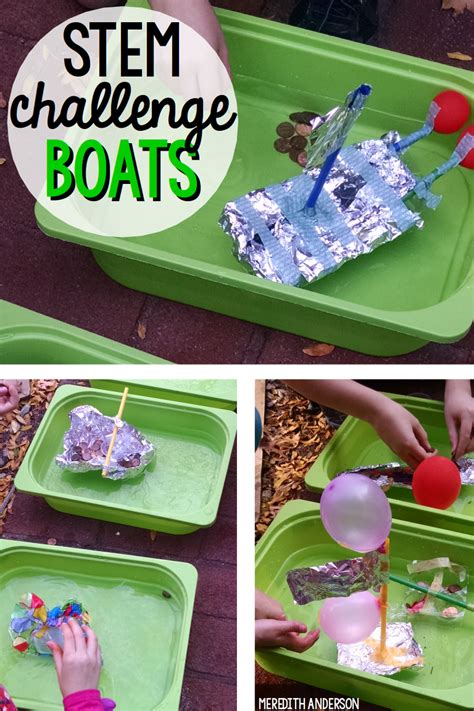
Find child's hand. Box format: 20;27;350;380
368;398;434;470
0;382;19;416
255;590;286;621
445;380;474;459
151;0;231;75
47;620;101;699
255;619;320;653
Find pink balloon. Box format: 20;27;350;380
320;591;380;644
320;474;391;552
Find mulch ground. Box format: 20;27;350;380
256;380;334;539
1;381;61;532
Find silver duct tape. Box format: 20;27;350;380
357;136;416;198
335;457;474;489
287;550;389;604
337;623;424;676
219;200;286;283
220;135;421;286
56;405;155;480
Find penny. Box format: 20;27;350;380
274;137;291;153
289;110;318;125
447;584;462;593
276;121;295;138
295;122;312;137
289;148;301;163
297;151;308;167
290;135;307;151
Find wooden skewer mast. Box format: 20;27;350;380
101;387;129;478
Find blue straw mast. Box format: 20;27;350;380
305;83;372;211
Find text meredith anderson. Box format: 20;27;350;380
258;699;360;710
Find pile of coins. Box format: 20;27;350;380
70;439;105;462
118;454;142;469
274;110;319;166
69;438;141;469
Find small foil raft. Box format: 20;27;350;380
335;457;474;490
56;405;155;480
337;622;424;676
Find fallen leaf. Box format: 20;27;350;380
137;321;147;340
0;158;6;166
303;343;335;357
0;92;6;109
442;0;474;14
447;51;472;60
47;538;57;545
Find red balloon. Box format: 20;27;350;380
412;456;461;510
432;90;470;134
458;125;474;169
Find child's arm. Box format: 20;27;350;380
0;684;18;711
150;0;231;74
284;380;434;470
445;380;474;459
48;620;115;711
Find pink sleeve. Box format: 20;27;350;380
63;690;104;711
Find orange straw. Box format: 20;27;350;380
379;537;390;656
101;387;129;477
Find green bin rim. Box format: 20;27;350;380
0;300;169;364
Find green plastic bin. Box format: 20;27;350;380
0;538;197;710
15;385;236;533
90;378;237;411
0;300;169;364
35;4;473;356
305;393;473;535
255;500;474;711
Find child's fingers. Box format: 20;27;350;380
455;415;473;459
68;618;86;653
61;620;75;653
445;414;459;456
83;625;98;657
276;620;307;636
284;628;320;653
413;422;432;454
47;641;63;674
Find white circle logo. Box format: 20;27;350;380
8;7;238;237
